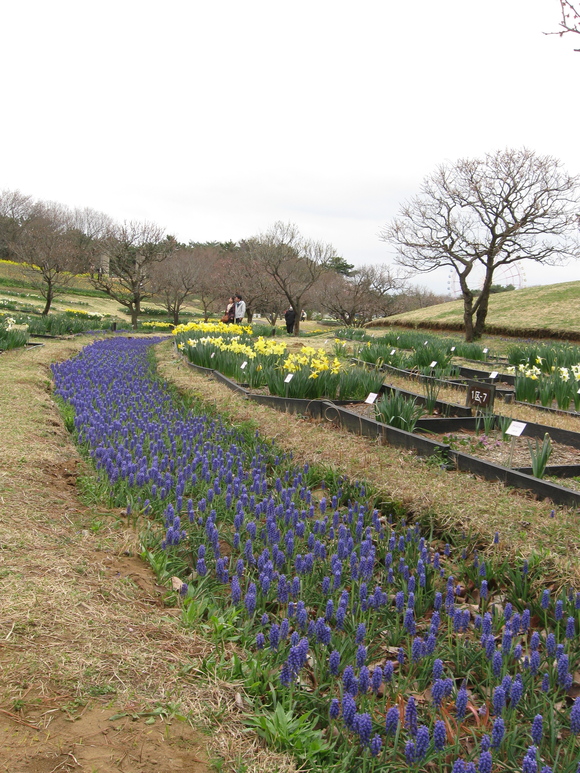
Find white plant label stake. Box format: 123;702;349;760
490;371;498;380
240;361;247;370
284;373;294;383
365;392;378;404
506;420;527;468
430;361;438;368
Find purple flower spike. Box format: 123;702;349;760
478;751;492;773
385;705;399;735
571;697;580;734
370;734;382;757
531;714;543;745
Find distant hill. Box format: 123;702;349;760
372;281;580;340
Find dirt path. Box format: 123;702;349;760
0;340;216;772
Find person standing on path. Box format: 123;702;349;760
284;307;296;335
234;294;246;324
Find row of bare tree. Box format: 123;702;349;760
0;192;449;331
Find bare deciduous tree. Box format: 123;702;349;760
91;221;175;328
150;246;203;326
381;148;580;341
546;1;580;50
319;264;407;326
9;202;81;315
246;222;335;335
194;246;232;321
0;189;38;261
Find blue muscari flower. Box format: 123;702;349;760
383;660;393;682
356;712;372;746
456;684;468;720
342;694;356;730
480;579;488;599
432;679;446;709
371;665;382;694
404;608;416;635
571;696;580;734
279;661;292;687
433;658;444;679
546;632;556;656
511;676;523;707
404;740;416;765
434;591;442;611
492;685;505;716
530;630;540;650
531;714;543;744
451;760;465;773
433;718;446;750
482;611;493;635
355;622;366;644
405;695;418;736
521;608;530;632
395;591;405;612
478;750;492;773
385;705;399;735
256;632;265;649
539;768;553;773
557;653;571;688
358;666;370;695
522;746;538;773
529;649;540;675
415;725;429;759
566;616;576;639
370;734;382;757
269;624;280;651
329;698;340;720
279;618;289;640
356;645;367;668
501;629;512;655
541;589;550;609
491;716;505;748
555;599;564;620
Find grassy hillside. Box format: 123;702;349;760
374;281;580;340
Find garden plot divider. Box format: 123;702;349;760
180;355;580;507
351;357;515;401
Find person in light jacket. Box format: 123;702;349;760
234;294;246;324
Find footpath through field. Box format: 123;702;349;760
0;339;296;773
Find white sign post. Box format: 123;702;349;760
506;421;527;468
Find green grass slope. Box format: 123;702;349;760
375;281;580;339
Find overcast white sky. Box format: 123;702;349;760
2;0;578;294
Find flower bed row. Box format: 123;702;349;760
52;337;580;772
174;322;385;402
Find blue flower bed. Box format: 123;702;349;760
52;337;580;772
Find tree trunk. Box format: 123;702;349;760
41;293;53;316
42;284;54;317
130;303;139;330
460;283;475;342
247;310;254;323
173;310;179;326
473;271;493;340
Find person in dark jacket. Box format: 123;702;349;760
284;307;296;334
